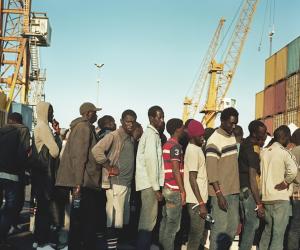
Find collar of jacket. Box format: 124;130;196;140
117;126;131;141
147;124;159;134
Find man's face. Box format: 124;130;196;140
48;105;54;123
87;111;97;124
150;110;165;131
221;116;238;135
177;125;185;140
108;120;117;131
254;126;267;147
281;134;291;147
194;135;205;147
121;115;136;135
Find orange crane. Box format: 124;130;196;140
183;0;259;127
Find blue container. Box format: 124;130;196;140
11;102;33;130
288;36;300;76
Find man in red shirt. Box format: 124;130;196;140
159;118;185;250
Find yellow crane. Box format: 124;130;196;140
183;0;259;127
0;0;32;112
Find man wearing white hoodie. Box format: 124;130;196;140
259;125;298;250
32;101;60;248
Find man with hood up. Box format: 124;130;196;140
56;102;103;250
32;101;60;248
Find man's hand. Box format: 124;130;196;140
155;190;163;202
180;191;186;206
217;193;228;211
108;166;120;176
72;185;81;198
52;119;61;135
275;181;289;191
199;203;208;219
256;204;265;218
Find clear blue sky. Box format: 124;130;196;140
32;0;300;132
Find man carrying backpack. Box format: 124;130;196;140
0;112;29;248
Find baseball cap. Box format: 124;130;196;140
187;120;205;137
79;102;102;115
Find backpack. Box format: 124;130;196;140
0;126;24;174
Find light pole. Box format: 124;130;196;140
94;63;104;106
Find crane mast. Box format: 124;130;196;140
202;0;259;127
0;0;31;112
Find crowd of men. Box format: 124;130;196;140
0;101;299;250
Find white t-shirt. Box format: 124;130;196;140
184;143;208;204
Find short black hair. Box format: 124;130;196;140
233;125;243;138
274;125;290;141
248;120;266;136
166;118;183;136
98;115;115;129
8;112;23;124
292;128;300;146
148;105;163;118
121;109;137;120
220;107;239;121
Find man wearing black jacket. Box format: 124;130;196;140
0;112;29;248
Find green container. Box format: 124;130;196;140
288;36;300;75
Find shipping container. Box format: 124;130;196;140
288;36;300;76
11;103;33;130
286;109;299;127
274;113;286;130
0;109;7;128
264;117;274;135
275;47;288;83
255;91;264;119
286;73;300;111
263;85;275;117
275;80;286;114
265;54;276;87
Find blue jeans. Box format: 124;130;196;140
136;188;158;250
0;178;20;242
239;190;259;250
209;194;239;250
259;201;291;250
159;188;182;250
287;200;300;250
187;203;206;250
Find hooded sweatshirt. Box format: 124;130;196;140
34;102;59;158
56;117;100;189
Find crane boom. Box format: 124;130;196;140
217;0;259;105
182;18;225;122
202;0;259;127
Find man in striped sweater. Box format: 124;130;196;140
205;107;240;250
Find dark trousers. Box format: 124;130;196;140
68;188;99;250
34;193;52;245
0;178;20;242
287;200;300;250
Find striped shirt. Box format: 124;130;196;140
205;128;240;196
163;138;183;191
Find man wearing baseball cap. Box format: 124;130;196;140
184;119;208;250
56;101;102;250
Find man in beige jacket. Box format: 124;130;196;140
92;109;137;250
259;125;298;250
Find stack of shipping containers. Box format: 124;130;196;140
255;36;300;135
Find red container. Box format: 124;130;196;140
263;86;275;117
275;80;286;114
264;117;274;135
